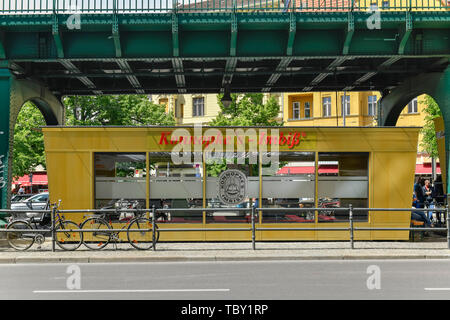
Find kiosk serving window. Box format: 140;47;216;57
261;152;315;223
94;153;147;214
318;152;369;222
149;152;203;223
205;152;258;223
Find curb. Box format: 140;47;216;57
0;255;449;264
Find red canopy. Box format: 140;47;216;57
277;165;338;175
13;173;48;186
416;163;441;175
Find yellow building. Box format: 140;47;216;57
43;126;419;241
155;93;282;125
283;91;438;174
283;91;427;133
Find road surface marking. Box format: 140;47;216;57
424;288;450;291
34;288;230;294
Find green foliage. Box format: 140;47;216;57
12;95;175;179
210;93;282;127
12;102;46;178
419;95;441;158
207;93;282;176
64;95;175;126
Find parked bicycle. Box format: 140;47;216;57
80;199;160;250
6;201;83;251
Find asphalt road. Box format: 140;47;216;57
1;260;450;300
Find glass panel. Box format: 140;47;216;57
304;102;311;118
322;97;331;117
292;102;300;119
205;152;258;223
318;152;369;222
261;152;315;223
341;95;350;115
94;153;146;220
368;95;377;116
149;152;203;223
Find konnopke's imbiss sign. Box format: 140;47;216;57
148;127;316;152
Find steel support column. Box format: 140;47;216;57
0;69;12;210
0;70;65;209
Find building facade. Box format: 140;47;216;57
154;93;282;125
283;91;437;177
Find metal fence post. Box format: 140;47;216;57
446;205;449;250
51;204;56;252
251;207;256;250
152;205;156;251
349;204;354;249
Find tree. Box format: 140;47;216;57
12;102;47;178
210;93;282;127
207;93;282;176
64;95;175;126
12;95;175;179
419;95;441;159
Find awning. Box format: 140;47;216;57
416;163;441;175
277;165;338;175
13;173;48;186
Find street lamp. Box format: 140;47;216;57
221;87;232;108
28;173;33;194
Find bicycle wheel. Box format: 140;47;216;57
55;221;83;251
127;218;159;250
6;220;35;251
81;217;111;250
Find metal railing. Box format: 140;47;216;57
0;204;449;251
0;0;448;14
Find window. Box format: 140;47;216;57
149;152;203;223
341;95;350;116
322;97;331;117
382;0;390;8
304;102;311;119
261;152;316;223
292;102;300;120
159;98;168;106
94;153;147;214
193;97;204;117
408;98;418;114
205;152;258;223
368;95;377;116
318;152;369;222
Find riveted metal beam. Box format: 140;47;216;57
398;11;413;55
117;60;144;94
230;12;238;57
52;15;64;59
309;57;348;89
221;57;237;93
173;58;186;93
112;15;122;58
59;60;102;95
172;14;179;57
353;56;402;87
286;12;296;56
263;57;293;92
0;31;5;59
343;12;354;55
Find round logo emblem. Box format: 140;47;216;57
217;169;248;205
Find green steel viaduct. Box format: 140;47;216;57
0;0;449;209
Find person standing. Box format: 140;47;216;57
412;177;432;227
423;179;434;220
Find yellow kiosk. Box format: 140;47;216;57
42;126;420;241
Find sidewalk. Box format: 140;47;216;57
1;239;450;263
